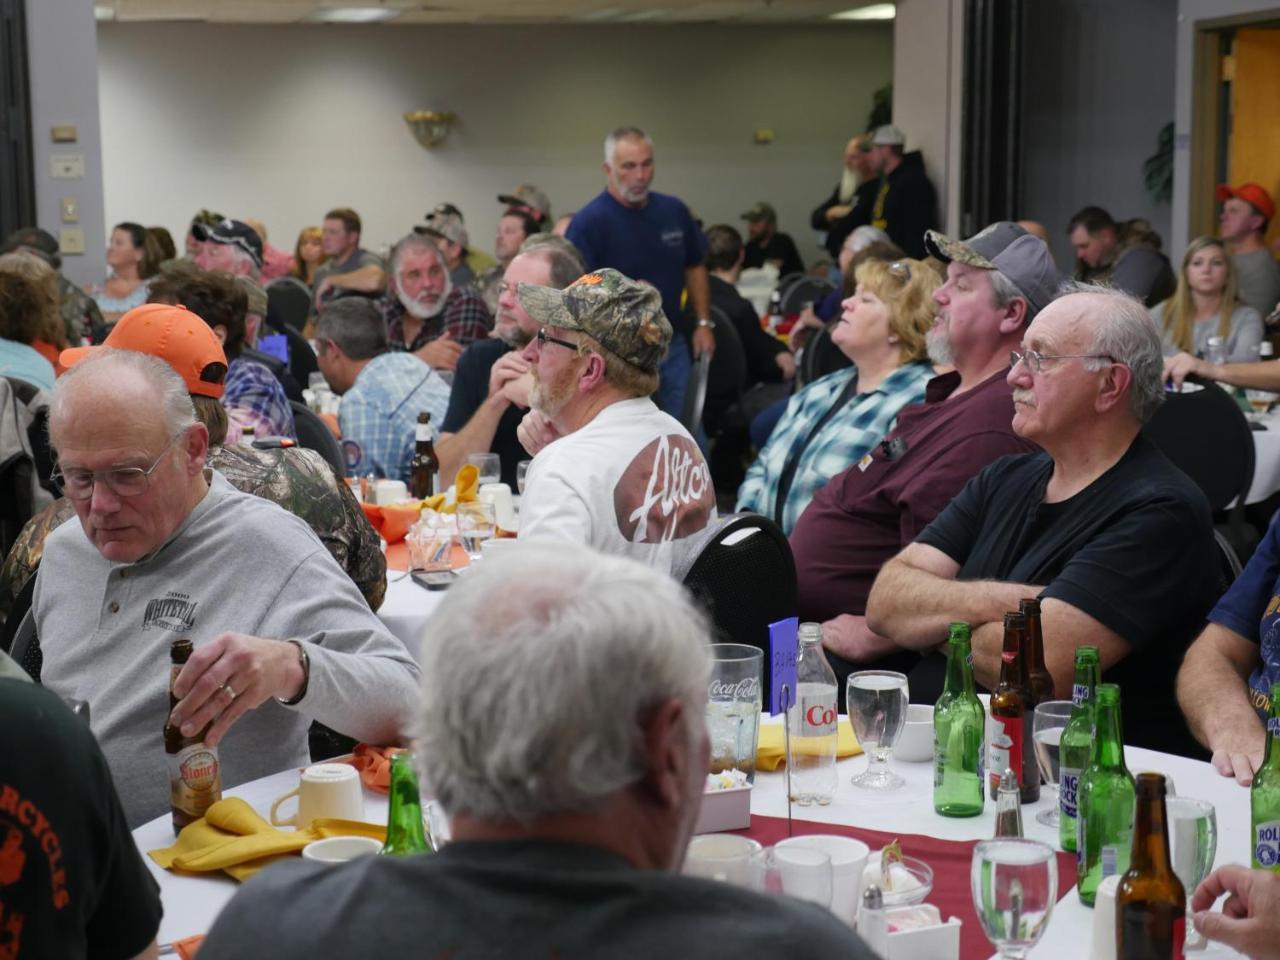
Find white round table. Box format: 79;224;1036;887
133;733;1249;957
1248;408;1280;504
374;574;444;657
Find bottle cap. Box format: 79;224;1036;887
862;884;884;910
999;768;1018;793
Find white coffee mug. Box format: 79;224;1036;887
301;835;381;864
270;763;364;830
683;833;762;886
478;483;517;531
775;834;870;927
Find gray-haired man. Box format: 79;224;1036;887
198;547;875;959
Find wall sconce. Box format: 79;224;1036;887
403;111;457;149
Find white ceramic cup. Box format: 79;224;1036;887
270;763;364;830
775;834;870;927
478;483;517;531
373;479;408;505
301;835;381;864
1089;873;1122;960
683;833;763;886
895;703;935;762
479;536;518;561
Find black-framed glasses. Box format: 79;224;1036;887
1010;349;1117;374
536;327;579;352
52;432;186;501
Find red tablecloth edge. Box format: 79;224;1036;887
737;814;1078;960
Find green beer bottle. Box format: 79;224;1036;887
1251;682;1280;871
1077;683;1135;905
1059;645;1100;853
380;751;432;856
934;622;985;817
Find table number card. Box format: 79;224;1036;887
768;616;798;716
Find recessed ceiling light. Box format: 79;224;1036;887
830;3;896;20
306;6;400;23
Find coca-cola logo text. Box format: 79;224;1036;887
708;678;760;701
806;705;837;727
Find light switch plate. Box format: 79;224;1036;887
59;228;86;255
60;197;79;223
49;153;84;178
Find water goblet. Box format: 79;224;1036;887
466;452;501;488
971;837;1058;959
456;501;496;561
846;670;908;791
1032;700;1073;827
516;459;531;495
1166;796;1217;949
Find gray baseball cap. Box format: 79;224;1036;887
871;125;905;147
924;221;1058;314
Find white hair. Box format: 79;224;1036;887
417;545;711;823
604;126;653;166
50;348;196;443
849;225;891;253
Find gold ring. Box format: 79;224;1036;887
221;683;238;700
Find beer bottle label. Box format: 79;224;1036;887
1071;683;1089;706
1101;844;1119;878
933;730;944;788
988;715;1022;792
798;695;837;737
1173;915;1186;958
1076;814;1085;869
1060;766;1082;819
1254;820;1280;868
415;424;431;442
168;741;222;820
1268;717;1280;736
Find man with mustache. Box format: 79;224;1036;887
790;222;1052;696
380;233;492;373
865;283;1218;755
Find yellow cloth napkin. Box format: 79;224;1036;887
148;797;386;882
419;464;480;514
755;720;863;772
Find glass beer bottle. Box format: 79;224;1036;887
1116;772;1185;959
1059;645;1100;853
1251;682;1280;871
934;622;984;817
1019;597;1055;707
989;612;1039;803
381;751;431;855
1077;683;1136;905
409;411;439;500
164;638;223;833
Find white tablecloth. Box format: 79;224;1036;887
133;733;1249;956
1248;409;1280;504
375;574;444;658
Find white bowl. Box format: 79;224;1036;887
895;703;934;762
301;835;382;864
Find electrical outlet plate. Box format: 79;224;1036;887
49;154;84;178
59;228;86;255
61;197;79;223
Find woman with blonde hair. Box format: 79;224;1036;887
1153;236;1262;362
292;226;325;286
737;257;941;534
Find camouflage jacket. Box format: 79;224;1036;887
0;445;387;622
58;274;103;343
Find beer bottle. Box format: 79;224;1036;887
409;411;439;500
989;612;1039;803
1116;772;1186;959
1019;598;1055;707
164;638;223;834
381;751;431;855
933;622;984;817
1077;683;1136;905
1059;645;1100;853
1251;682;1280;871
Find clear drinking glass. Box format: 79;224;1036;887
456;501;496;561
846;670;908;790
750;846;833;908
1032;700;1073;827
516;459;531;496
466;452;502;488
971;838;1058;960
1247;389;1276;422
707;643;763;784
1166;796;1217;949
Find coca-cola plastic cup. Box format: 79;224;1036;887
707;644;763;783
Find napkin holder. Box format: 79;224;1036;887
881;909;961;960
694;784;751;834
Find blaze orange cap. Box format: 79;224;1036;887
60;303;228;398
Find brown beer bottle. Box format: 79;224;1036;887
409;411;439;500
1116;772;1186;959
988;612;1040;803
164;639;223;833
1019;598;1055;707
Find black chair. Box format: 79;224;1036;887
290;401;347;479
1214;528;1243;586
680;352;713;435
1142;377;1257;561
3;576;40;681
676;512;798;706
266;277;313;333
702;307;749;432
797;321;853;388
778;275;835;317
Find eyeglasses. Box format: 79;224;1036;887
1009;349;1117;374
52;433;186;501
536;327;579;352
889;260;912;281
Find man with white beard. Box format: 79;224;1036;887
379;233;492;373
515;268;716;575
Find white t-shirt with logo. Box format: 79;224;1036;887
519;397;717;575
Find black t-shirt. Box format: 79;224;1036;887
743;231;805;278
440;338;527;488
913;436;1220;755
0;678;162;958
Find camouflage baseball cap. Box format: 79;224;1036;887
497;184;551;219
740;202;776;223
517;268;671;374
924;221;1058;314
415;211;467;246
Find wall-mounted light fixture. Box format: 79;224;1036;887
403;111;456;149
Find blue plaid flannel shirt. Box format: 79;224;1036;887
223;357;297;440
339;352;451;481
736;361;934;534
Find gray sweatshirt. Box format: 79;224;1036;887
34;471;420;827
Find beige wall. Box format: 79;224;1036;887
97;21;893;269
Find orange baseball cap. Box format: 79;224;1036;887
1217;182;1276;221
60;303;228;398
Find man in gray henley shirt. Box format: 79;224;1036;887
34;348;419;827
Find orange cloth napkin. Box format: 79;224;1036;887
362;464;482;544
343;743;404;793
173;935;204;959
